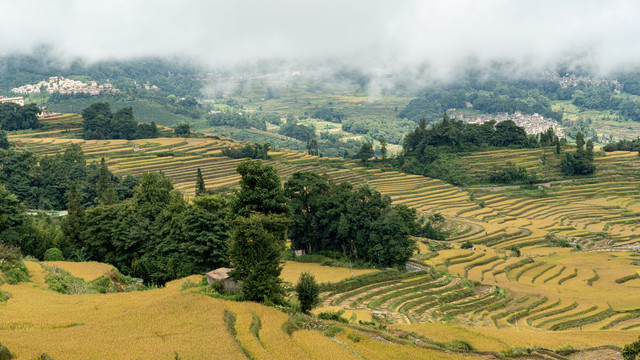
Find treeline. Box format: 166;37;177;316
399;82;564;124
341;117;415;144
397;114;563;185
78;172;231;284
561;132;595;175
602;137;640;152
0;144;138;210
285;172;419;267
221;143;270;159
278;118;315;141
2;156;419;289
571;84;640;122
206;111;267;130
0;103;40;131
82;102;158;140
403;115;534;154
311;107;345;123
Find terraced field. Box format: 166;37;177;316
430;247;640;331
0;261;508;359
5;116;640;348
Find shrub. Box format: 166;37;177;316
1;266;30;285
43;265;86;294
0;244;29;285
0;344;12;360
347;332;361;343
295;272;321;313
460;241;473;249
446;340;474;353
622;336;640;360
508;245;521;257
317;311;348;323
44;248;64;261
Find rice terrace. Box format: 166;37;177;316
3;2;640;359
0;110;638;359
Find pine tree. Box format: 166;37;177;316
195;168;206;197
97;158;117;205
62;184;85;247
229;213;289;303
379;137;388;161
586;139;595;161
295;271;320;313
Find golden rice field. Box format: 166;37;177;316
391;323;640;349
5;117;640;355
41;261;115;282
1;261;515;359
280;261;379;284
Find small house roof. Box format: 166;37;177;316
205;267;234;281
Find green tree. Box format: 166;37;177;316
180;195;231;273
174;123;190;137
97;158;117;205
561;133;595;176
575;131;585;151
0;184;30;246
62;184;85;248
586;139;594;161
295;271;320;313
195;168;206;197
306;139;319;156
0;149;36;205
231;160;288;218
623;336;640;360
0;130;9;149
356;142;374;164
229;213;289;303
283;172;331;253
379;137;388;161
43;247;64;261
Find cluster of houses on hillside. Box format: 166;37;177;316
11;76;121;95
543;71;622;93
0;95;24;105
449;110;565;136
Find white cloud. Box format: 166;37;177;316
2;0;639;77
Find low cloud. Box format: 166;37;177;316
2;0;639;83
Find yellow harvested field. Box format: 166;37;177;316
311;306;373;323
465;327;640;349
41;261;115;282
293;330;360;360
335;332;474;360
280;261;378;284
0;264;246;359
391;323;509;352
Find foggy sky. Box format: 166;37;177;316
2;0;639;77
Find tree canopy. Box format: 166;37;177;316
284;172;418;267
81;102;158;140
0;103;40;131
